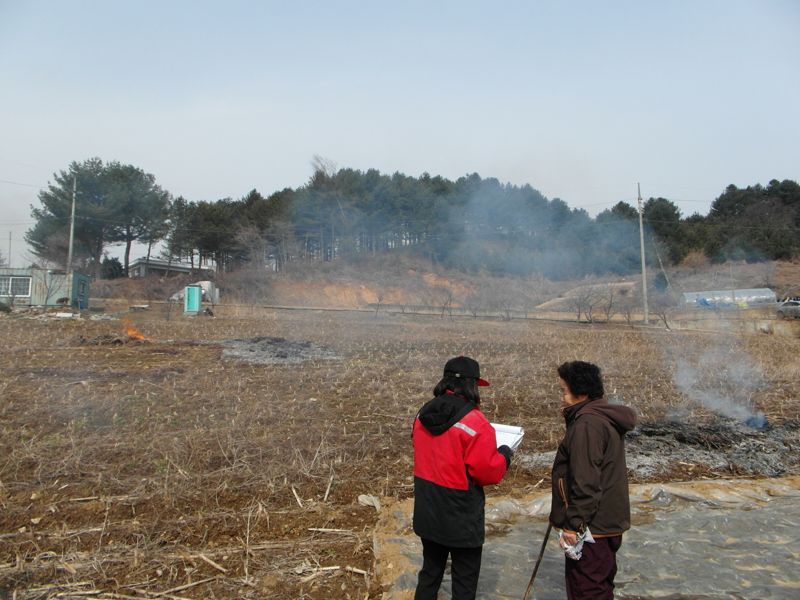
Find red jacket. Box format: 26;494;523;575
413;393;508;547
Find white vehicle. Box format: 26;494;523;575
777;300;800;319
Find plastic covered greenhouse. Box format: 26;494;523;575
681;288;777;309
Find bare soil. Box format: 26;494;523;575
1;304;799;598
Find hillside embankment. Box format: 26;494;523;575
86;260;800;339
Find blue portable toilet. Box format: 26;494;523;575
184;285;202;315
70;272;91;309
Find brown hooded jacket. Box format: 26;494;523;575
549;398;637;536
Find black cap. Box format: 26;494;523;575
443;356;490;387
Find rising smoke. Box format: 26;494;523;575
670;340;767;428
450;178;642;280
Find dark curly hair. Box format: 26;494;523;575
557;361;604;400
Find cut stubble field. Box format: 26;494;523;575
1;307;799;598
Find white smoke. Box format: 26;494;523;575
672;343;767;428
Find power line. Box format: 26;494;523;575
0;178;46;189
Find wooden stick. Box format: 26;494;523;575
323;473;334;502
194;553;228;573
0;526;104;540
27;581;94;592
132;590;194;600
308;528;354;535
290;486;304;508
523;523;552;600
300;566;340;583
154;576;217;596
59;560;78;575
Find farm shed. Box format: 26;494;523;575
681;287;776;309
0;267;90;309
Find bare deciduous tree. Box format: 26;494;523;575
567;285;600;323
598;284;618;323
617;288;639;326
463;291;486;318
41;269;69;306
437;287;454;318
650;290;678;330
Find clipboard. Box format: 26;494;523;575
491;423;525;451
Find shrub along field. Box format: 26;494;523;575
1;307;799;598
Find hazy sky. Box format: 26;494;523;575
1;1;798;266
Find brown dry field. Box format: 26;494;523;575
1;306;799;599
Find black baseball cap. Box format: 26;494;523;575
443;356;490;387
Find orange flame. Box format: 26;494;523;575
121;318;148;341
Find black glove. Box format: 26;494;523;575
498;444;513;468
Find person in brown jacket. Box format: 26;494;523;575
549;361;636;600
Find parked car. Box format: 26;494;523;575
777;300;800;319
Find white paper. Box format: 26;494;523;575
491;423;525;451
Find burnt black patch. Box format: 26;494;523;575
219;336;340;365
628;418;800;478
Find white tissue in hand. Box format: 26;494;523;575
559;527;595;560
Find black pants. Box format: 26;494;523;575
565;535;622;600
415;538;483;600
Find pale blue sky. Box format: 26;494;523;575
1;0;798;265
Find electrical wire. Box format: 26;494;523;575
0;178;46;188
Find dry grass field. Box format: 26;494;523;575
1;306;799;599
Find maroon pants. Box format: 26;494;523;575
565;535;622;600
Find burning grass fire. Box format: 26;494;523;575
121;318;149;341
77;318;151;345
1;308;799;598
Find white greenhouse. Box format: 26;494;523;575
681;288;777;309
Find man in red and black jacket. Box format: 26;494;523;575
412;356;513;600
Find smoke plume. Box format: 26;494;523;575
671;341;767;428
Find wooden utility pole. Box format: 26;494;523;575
66;175;76;272
637;183;649;324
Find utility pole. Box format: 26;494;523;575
637;182;649;324
66;175;76;273
7;232;10;267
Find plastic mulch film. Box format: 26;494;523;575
374;477;800;599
